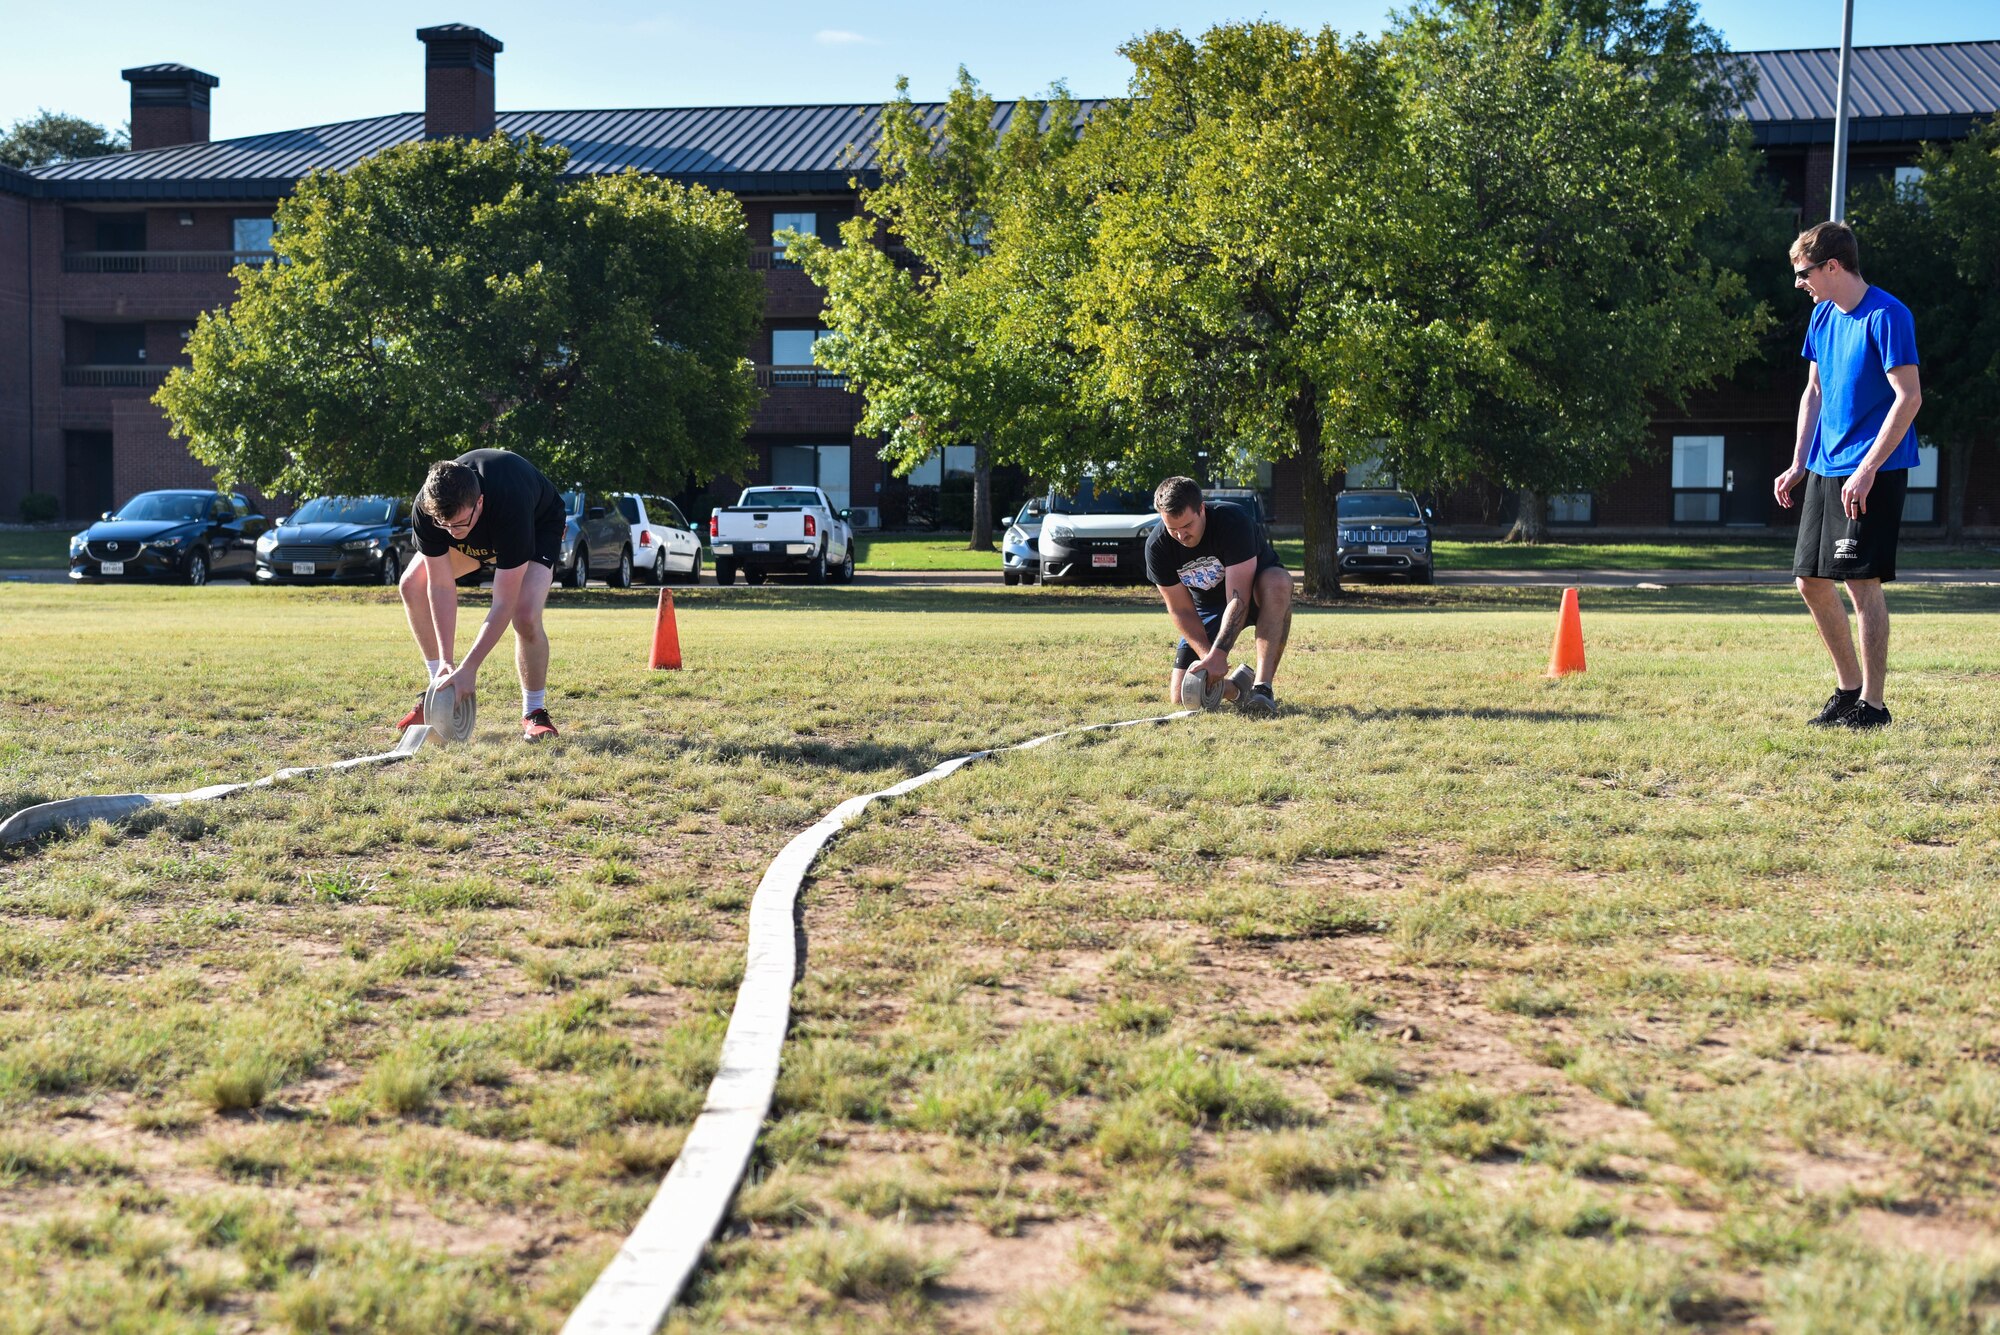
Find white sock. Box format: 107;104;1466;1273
522;688;546;717
425;659;445;681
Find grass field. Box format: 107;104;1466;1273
0;531;72;569
857;530;2000;573
4;582;2000;1332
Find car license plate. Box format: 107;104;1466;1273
100;561;124;575
292;561;316;575
1368;544;1389;556
1092;553;1117;568
752;542;770;552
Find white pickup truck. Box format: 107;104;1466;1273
709;485;857;585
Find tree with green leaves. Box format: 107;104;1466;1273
1383;0;1772;541
157;134;761;498
1853;120;2000;543
0;110;126;168
1011;22;1472;593
786;70;1089;550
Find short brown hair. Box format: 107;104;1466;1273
1153;476;1202;515
1791;221;1862;278
418;460;480;521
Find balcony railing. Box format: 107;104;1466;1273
63;364;171;387
754;364;848;390
62;250;277;274
750;244;917;271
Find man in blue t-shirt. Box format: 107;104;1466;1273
1773;221;1923;731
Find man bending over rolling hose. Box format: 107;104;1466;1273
1145;475;1294;715
399;449;564;743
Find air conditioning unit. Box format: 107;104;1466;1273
846;506;882;530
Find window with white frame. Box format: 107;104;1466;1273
1549;493;1594;524
1671;435;1724;523
232;217;275;264
772;211;818;266
1904;442;1939;523
769;444;852;512
769;328;837;386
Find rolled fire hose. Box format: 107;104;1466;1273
424;678;478;744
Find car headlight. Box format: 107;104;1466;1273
69;534;86;557
1045;522;1074;545
1005;525;1027;546
149;534;189;550
342;538;378;552
1410;528;1428;541
256;531;279;552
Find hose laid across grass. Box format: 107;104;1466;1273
0;724;438;847
561;708;1194;1335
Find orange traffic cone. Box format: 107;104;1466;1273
650;589;682;670
1547;587;1586;677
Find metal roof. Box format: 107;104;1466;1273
8;40;1996;199
15;100;1099;200
1735;41;2000;145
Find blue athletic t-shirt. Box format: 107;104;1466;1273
1801;286;1920;477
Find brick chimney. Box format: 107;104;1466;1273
417;24;504;140
122;65;220;151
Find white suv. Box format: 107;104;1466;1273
615;493;705;585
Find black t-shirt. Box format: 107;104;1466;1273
1144;501;1277;614
413;449;563;570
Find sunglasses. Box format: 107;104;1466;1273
1792;260;1831;281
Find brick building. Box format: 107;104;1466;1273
0;29;1995;532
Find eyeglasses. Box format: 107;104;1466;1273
1793;260;1831;281
435;498;481;534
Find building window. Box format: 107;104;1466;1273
1672;435;1724;524
907;446;977;487
772;212;818;266
1895;165;1927;199
1344;449;1392;488
1549;493;1594;525
233;217;275;263
770;443;851;511
770;328;837;386
1904;443;1939;524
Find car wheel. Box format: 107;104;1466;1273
1411;566;1434;585
745;567;766;586
185;550;210;587
839;546;855;583
611;547;633;590
714;559;734;585
380;550;401;585
1003;568;1019;586
568;546;589;590
808;548;828;584
686;548;703;586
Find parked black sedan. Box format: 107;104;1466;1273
69;490;268;585
255;495;416;585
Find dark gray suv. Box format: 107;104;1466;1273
1336;489;1434;584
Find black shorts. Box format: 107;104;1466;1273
1793;468;1906;583
525;512;564;570
1175;600;1264;671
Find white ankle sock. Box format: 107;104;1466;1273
425;659;445;681
522;688;546;716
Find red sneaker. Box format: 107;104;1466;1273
522;708;559;743
397;694;427;729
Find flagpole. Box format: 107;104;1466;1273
1829;0;1856;220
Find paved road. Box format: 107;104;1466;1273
10;567;1998;589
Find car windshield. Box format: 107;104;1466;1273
1047;484;1153;515
293;496;393;525
113;493;209;522
1338;494;1422;520
739;489;811;509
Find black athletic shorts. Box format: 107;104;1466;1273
1793;468;1906;583
1175;600;1263;671
526;513;564;570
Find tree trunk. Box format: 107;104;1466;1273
1503;488;1547;544
969;436;994;551
1292;389;1340;597
1945;438;1970;546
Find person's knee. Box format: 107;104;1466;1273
1796;575;1829;602
1259;568;1293;609
399;560;427;601
511;608;545;641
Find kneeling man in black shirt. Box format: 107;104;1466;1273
398;449;567;743
1143;476;1293;715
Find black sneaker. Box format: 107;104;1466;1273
1839;701;1891;730
1807;688;1861;727
1240;683;1277;717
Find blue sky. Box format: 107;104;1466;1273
6;1;1996;141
